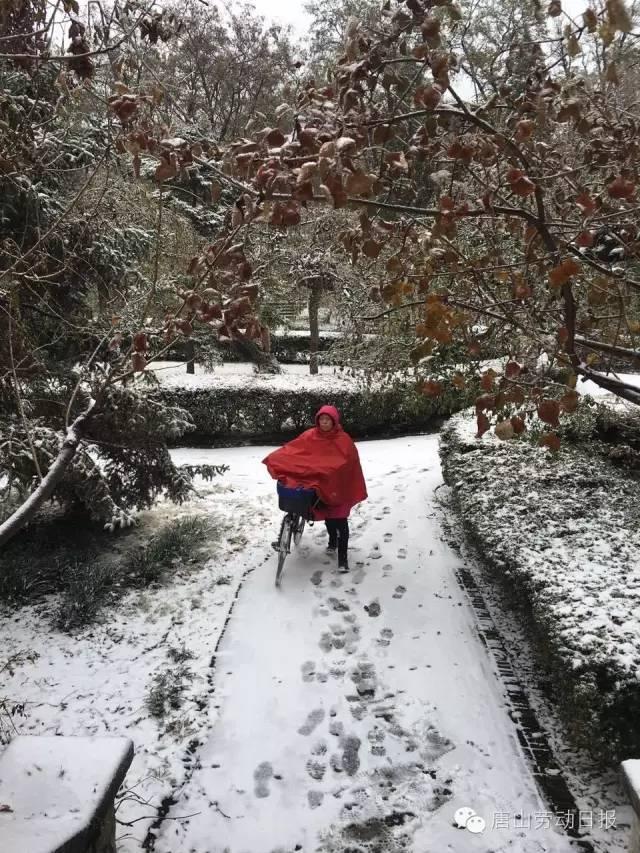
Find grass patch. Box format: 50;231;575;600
54;561;118;632
0;513;107;605
125;516;211;588
146;661;193;718
1;514;216;632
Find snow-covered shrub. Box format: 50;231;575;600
440;412;640;765
0;384;196;530
154;382;470;445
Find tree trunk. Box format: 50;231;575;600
0;406;93;549
185;340;195;375
309;286;321;376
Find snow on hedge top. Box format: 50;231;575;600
149;361;361;392
442;411;640;681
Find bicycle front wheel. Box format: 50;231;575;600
275;515;293;587
293;516;305;546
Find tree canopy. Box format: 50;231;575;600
3;0;640;545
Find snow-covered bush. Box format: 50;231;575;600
154;381;469;445
440;411;640;765
0;384;195;530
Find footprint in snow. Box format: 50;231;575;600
377;627;394;647
352;568;365;584
301;661;316;682
369;546;382;560
330;720;345;737
383;506;391;514
393;585;407;599
329;597;350;612
350;704;367;721
330;753;343;774
311;739;327;755
397;548;407;560
308;790;324;809
310;570;323;586
422;725;455;762
356;679;376;699
253;761;273;798
306;758;327;781
319;632;333;653
365;600;382;617
383;532;393;542
367;726;386;756
298;708;325;736
340;735;362;776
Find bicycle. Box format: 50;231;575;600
273;483;319;587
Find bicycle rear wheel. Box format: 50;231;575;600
275;514;293;587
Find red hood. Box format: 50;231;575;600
315;405;341;432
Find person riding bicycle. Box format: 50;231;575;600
263;405;367;572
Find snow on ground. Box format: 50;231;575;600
0;472;277;851
577;372;640;399
156;438;578;853
1;435;617;852
271;328;376;340
150;358;640;409
149;361;360;392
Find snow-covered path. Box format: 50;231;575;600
159;436;574;853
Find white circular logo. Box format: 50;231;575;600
466;814;487;834
454;806;477;828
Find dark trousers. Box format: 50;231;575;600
325;519;349;561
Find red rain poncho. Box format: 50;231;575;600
262;405;367;519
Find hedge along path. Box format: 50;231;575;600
152;378;469;446
440;411;640;766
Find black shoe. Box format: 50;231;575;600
338;559;349;573
271;540;280;552
326;545;337;555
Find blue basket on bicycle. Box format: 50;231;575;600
277;483;318;518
